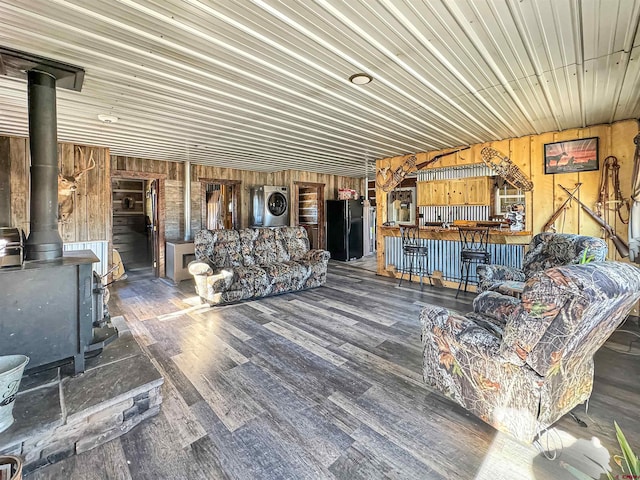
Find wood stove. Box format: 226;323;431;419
0;47;115;374
0;251;101;374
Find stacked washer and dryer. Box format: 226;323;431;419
250;186;289;227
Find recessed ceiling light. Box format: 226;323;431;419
349;73;373;85
98;114;119;124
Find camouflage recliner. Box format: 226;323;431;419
188;226;330;305
477;232;608;295
420;261;640;443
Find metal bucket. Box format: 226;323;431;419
0;355;29;433
0;455;23;480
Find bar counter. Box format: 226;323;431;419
380;225;532;244
379;226;532;289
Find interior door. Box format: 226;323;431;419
294;181;325;249
150;179;159;276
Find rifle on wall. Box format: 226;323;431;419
542;183;582;232
376;146;470;192
559;184;630;258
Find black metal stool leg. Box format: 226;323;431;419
463;260;471;293
456;260;465;298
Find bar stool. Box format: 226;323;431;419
398;226;432;290
456;226;491;298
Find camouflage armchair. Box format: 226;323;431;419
477;232;608;294
420;261;640;443
188;227;330;305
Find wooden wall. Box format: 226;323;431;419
112;156;364;237
0;135;111;242
0;135;365;276
272;170;363;205
376;119;639;264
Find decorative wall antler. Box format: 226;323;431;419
58;147;96;222
480;147;533;192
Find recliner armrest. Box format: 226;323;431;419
477;264;526;293
473;291;520;321
420;305;505;361
476;264;525;283
302;249;331;262
188;260;214;276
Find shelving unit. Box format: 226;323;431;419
298;188;318;225
297;186;320;249
112;179;149;269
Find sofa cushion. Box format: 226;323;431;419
277;227;310;261
195;229;242;268
253;228;290;265
298;250;330;288
238;228;259;266
522;233;607;277
526;262;640;376
264;261;308;294
231;265;271;298
499;267;575;369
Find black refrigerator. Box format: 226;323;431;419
326;199;363;261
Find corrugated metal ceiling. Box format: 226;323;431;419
1;0;639;177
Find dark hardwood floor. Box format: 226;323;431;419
28;261;640;479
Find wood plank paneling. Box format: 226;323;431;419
9;137;29;233
376;119;640;274
0;137;11;226
0;135;110;242
112;156;364;231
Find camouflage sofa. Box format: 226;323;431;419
477;232;608;294
420;261;640;443
188;227;330;305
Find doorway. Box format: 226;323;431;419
293;181;325;249
111;172;164;279
200;179;240;230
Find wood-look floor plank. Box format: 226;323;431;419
328;443;399;480
145;343;205;407
30;265;640;479
154;374;207;448
347;425;445;480
328;388;494;479
335;343;424;387
223;365;356;470
263;321;348;366
119;411;211;480
28;438;132;480
187;435;233;480
172;352;264;432
246;330;372;404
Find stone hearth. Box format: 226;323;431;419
0;316;163;474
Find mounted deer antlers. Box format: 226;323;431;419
58;147;96;222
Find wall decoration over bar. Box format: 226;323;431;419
544;137;599;174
